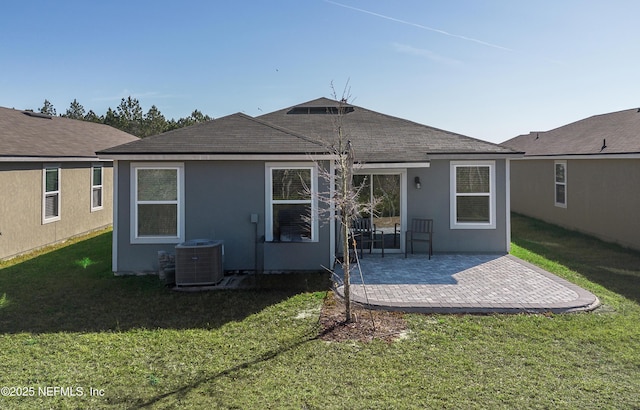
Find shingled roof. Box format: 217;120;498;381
100;97;518;161
100;112;326;155
0;106;138;160
502;108;640;156
258;98;517;163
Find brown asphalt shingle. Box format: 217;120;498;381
100;112;327;155
0;106;138;158
502;108;640;156
100;97;518;161
259;98;516;163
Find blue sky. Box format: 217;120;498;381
2;0;639;143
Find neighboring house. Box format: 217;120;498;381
98;98;521;275
0;107;138;260
503;108;640;251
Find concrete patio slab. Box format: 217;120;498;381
333;254;600;314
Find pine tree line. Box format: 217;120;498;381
36;97;212;138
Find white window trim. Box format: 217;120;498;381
130;162;185;244
450;160;496;229
354;169;407;253
265;162;318;242
42;164;61;224
91;164;104;212
554;160;567;208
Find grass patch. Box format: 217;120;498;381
74;256;96;269
511;213;640;308
0;219;639;408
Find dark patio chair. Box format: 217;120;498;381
405;218;433;259
351;217;384;258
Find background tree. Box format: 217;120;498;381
83;110;102;123
172;109;213;129
143;105;168;137
39;99;57;116
188;109;212;124
63;99;85;120
115;97;144;136
30;96;213;137
103;107;119;128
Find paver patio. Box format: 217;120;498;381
333;254;600;314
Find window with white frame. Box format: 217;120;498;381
91;164;103;211
554;160;567;207
450;161;496;229
266;164;317;242
131;163;184;243
43;165;61;223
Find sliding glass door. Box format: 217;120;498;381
353;172;405;252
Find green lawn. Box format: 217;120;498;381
1;216;639;409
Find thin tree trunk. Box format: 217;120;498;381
339;123;352;323
342;173;352;323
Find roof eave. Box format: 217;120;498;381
518;152;640;160
355;161;431;169
96;153;336;161
426;152;524;160
0;155;107;162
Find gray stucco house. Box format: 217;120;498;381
98;98;521;275
0;107;138;260
503;108;640;251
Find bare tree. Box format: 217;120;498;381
310;82;378;322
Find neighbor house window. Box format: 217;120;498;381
450;161;496;229
131;163;184;244
266;164;317;242
43;165;61;223
91;164;104;211
554;160;567;208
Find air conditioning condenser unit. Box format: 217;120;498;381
175;239;224;286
